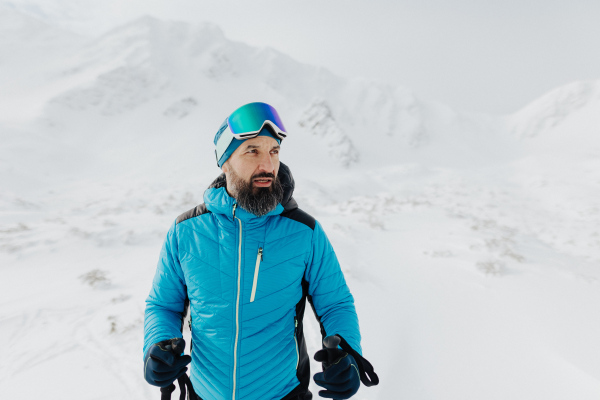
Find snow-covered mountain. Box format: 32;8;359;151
1;10;599;400
509;80;600;139
6;14;519;170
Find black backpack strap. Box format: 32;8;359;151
337;335;380;387
179;375;195;400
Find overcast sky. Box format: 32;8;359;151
5;0;600;114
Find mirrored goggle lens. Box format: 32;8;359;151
227;102;287;138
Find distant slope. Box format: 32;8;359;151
508;80;600;160
509;80;600;139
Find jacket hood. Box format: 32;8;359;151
203;162;298;221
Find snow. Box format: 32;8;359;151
1;10;599;400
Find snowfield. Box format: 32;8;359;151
1;8;599;400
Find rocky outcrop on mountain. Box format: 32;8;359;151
298;99;359;167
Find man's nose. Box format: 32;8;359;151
257;152;274;172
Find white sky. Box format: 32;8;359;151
4;0;600;114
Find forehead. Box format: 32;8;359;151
231;135;279;156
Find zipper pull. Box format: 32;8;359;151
259;247;263;261
232;203;237;218
295;318;298;328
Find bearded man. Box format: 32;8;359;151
143;103;378;400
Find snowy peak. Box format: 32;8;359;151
40;15;434;154
67;16;228;74
47;18;233;115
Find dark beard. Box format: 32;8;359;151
229;170;284;217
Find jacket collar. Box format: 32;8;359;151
203;162;297;222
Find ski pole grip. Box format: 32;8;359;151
169;338;185;355
160;383;176;400
323;335;341;349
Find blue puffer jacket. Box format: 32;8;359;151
144;163;362;400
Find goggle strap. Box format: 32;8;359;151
215;124;235;163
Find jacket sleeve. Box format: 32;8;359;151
143;221;187;358
305;221;362;355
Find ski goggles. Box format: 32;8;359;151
215;102;287;166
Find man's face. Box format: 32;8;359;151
223;135;281;195
222;135;283;216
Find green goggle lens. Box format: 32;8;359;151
227;102;287;138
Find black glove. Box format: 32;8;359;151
313;336;361;399
144;338;191;387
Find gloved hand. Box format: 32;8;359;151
313;335;360;399
144;337;191;387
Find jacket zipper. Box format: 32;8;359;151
188;315;193;356
294;318;299;370
249;247;263;303
232;204;242;400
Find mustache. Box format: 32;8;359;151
252;172;276;180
